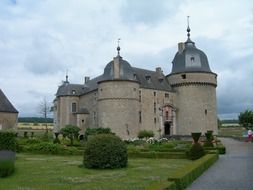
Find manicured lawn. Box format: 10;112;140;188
0;153;192;190
218;127;247;137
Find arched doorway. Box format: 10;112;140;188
164;122;171;135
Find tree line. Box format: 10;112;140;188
18;117;53;123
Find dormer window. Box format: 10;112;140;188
145;75;151;82
72;90;76;95
190;56;195;63
133;74;137;79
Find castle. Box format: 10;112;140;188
53;25;218;139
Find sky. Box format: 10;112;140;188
0;0;253;119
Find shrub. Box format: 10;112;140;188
23;131;28;138
25;142;78;155
83;134;127;169
0;159;15;178
40;132;50;142
204;131;214;147
187;143;205;160
0;131;16;151
60;125;80;145
138;130;154;139
191;132;201;143
84;128;112;140
53;133;60;144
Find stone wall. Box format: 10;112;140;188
139;88;175;137
97;80;140;139
0;112;18;130
168;72;218;135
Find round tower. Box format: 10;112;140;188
97;46;140;139
167;20;218;135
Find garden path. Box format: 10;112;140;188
187;137;253;190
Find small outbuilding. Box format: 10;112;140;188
0;89;18;130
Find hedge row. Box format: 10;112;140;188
0;159;15;177
0;132;16;151
204;145;226;154
128;151;187;159
145;154;219;190
145;180;177;190
167;154;219;190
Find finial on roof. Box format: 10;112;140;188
66;69;69;83
117;38;121;56
187;16;191;39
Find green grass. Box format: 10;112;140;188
0;153;192;190
218;127;247;137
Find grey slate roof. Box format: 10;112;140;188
56;60;172;97
102;56;137;81
132;67;173;91
0;89;18;113
171;39;213;74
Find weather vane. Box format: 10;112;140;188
117;38;121;56
187;16;191;38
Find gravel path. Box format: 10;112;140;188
186;138;253;190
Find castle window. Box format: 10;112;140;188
72;90;76;95
165;93;169;98
154;91;156;96
205;109;207;115
139;111;142;123
154;117;156;123
165;111;169;120
145;75;151;82
154;102;156;113
82;119;84;123
181;74;186;79
71;103;77;113
139;90;141;102
93;112;96;121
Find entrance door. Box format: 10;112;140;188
164;122;171;135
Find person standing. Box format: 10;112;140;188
247;129;253;142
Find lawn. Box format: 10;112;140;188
0;153;192;190
218;127;247;137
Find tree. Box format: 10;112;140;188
238;110;253;129
38;97;51;132
60;125;80;146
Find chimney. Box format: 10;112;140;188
85;76;90;84
156;67;163;74
178;42;185;53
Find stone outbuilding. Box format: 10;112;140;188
0;89;18;130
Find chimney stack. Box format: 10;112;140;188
178;42;185;53
85;76;90;84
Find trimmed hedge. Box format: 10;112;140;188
0;131;16;151
83;134;127;169
167;154;219;190
23;142;78;155
145;181;177;190
187;143;205;160
128;151;187;159
0;159;15;178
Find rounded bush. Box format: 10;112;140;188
187;143;205;160
83;134;127;169
0;131;16;151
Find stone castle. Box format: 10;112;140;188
53;26;218;139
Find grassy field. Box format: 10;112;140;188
18;122;53;130
218;127;247;137
0;154;192;190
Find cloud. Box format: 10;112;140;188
0;0;253;119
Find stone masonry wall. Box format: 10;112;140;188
0;112;18;130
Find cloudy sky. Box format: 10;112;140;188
0;0;253;119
